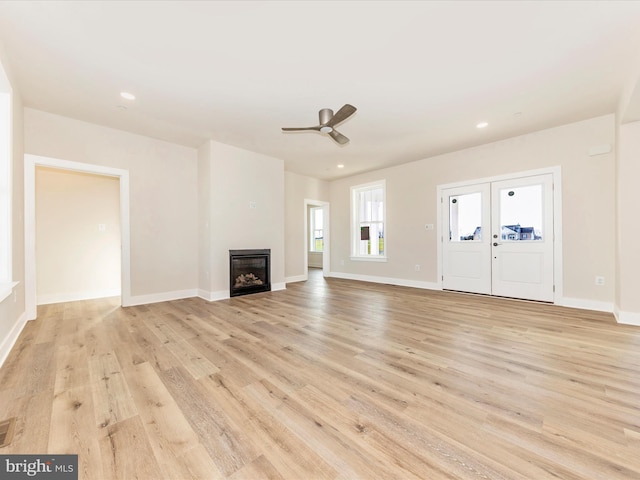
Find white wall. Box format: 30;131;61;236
284;172;329;281
35;167;120;304
199;140;285;299
329;115;616;309
24;108;198;302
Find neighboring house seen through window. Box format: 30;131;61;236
351;180;386;260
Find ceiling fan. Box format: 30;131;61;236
282;104;357;145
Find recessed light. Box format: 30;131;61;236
120;92;136;100
337;164;344;169
476;122;488;129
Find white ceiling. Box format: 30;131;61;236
1;1;640;180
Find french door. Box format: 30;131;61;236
442;173;554;302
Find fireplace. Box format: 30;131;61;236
229;249;271;297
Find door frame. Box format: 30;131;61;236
436;166;563;302
24;154;131;320
303;199;330;279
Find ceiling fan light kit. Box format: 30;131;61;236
282;104;357;145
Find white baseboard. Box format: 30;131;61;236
127;289;198;307
285;275;307;284
326;274;626;319
557;297;614;313
614;307;640;326
0;311;28;368
272;282;286;292
197;289;229;302
328;271;440;291
37;288;122;305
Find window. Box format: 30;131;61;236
448;192;482;241
351;180;386;260
0;61;13;301
499;185;543;241
309;206;323;252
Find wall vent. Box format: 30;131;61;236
0;417;16;448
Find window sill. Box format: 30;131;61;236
350;256;388;262
0;281;18;303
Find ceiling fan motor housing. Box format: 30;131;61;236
319;108;334;125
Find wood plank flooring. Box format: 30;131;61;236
1;270;640;479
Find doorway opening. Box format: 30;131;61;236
25;154;131;320
304;199;330;280
35;167;121;305
437;168;562;303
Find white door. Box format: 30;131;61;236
442;183;491;294
491;174;554;301
442;173;554;302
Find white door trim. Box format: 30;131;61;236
437;166;563;302
24;154;131;320
303;199;330;280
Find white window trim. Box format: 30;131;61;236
0;61;14;303
0;282;18;303
350;179;387;262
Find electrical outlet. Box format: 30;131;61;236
98;223;106;232
595;276;605;286
340;259;345;266
415;264;420;271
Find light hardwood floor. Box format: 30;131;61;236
1;270;640;479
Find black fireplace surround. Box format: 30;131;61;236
229;249;271;297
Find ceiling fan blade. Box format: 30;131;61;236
282;126;321;131
326;104;357;128
329;129;349;145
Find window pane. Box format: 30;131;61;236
313;208;323;230
359;190;369;219
352;182;385;258
358;222;384;256
500;185;543;241
310;207;324;252
449;192;482;242
359;188;383;223
371;188;382;222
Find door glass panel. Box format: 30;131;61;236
499;184;543;241
449;192;482;241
